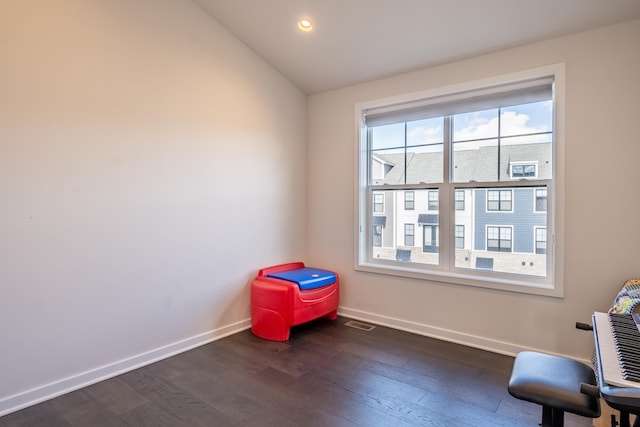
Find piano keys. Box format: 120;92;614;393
592;312;640;424
593;312;640;387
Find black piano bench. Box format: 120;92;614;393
508;351;601;427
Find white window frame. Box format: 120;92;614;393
455;224;465;249
373;192;385;213
534;226;547;255
534;187;548;213
486;225;513;253
404;223;415;246
404;191;415;210
486;189;514;213
510;162;538;179
355;64;565;297
455;189;465;211
428;190;438;210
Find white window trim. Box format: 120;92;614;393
534;187;548;213
510;161;539;179
372;192;385;213
534;226;547;254
354;63;565;298
486;189;514;213
486;225;514;253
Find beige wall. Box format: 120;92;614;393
308;19;640;359
0;0;307;414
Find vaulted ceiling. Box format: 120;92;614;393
194;0;640;94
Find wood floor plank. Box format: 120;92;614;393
118;368;238;427
0;316;595;426
0;399;70;427
82;377;149;415
254;365;416;427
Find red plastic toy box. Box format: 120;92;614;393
251;262;339;341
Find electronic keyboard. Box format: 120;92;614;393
592;312;640;422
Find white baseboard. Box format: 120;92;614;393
0;319;252;417
337;307;530;357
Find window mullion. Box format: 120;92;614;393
440;116;452;270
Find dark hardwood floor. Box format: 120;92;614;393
0;317;592;426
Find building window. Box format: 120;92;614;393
357;64;563;296
510;163;537;178
476;257;494;271
487;189;512;212
455;225;465;249
487;226;512;252
404;224;415;246
373;193;384;213
404;191;414;210
455;190;465;211
428;190;438;210
535;227;547;255
396;249;411;262
535;188;547;212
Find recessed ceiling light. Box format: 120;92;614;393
298;18;313;32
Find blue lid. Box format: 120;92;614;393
266;267;336;290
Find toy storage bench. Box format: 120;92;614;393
250;262;339;341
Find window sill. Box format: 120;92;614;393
355;261;563;298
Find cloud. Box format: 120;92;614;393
407;123;443;145
454;110;551;143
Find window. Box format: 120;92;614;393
373;193;384;213
535;227;547;254
455;225;465;249
404;191;415;210
535;188;547;212
487;226;512;252
476;257;494;271
487;189;512;212
455;190;465;210
404;224;415;246
510;163;537;178
396;249;411;262
428;190;438;210
357;64;564;297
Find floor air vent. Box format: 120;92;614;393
344;320;376;331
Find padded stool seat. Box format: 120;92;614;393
508;351;600;427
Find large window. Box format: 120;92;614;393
356;65;564;296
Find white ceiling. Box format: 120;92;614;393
194;0;640;94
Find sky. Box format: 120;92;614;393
372;100;553;150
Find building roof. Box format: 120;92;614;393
373;142;551;185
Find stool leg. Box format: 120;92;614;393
541;406;564;427
620;410;630;427
552;408;564;427
542;406;552;426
